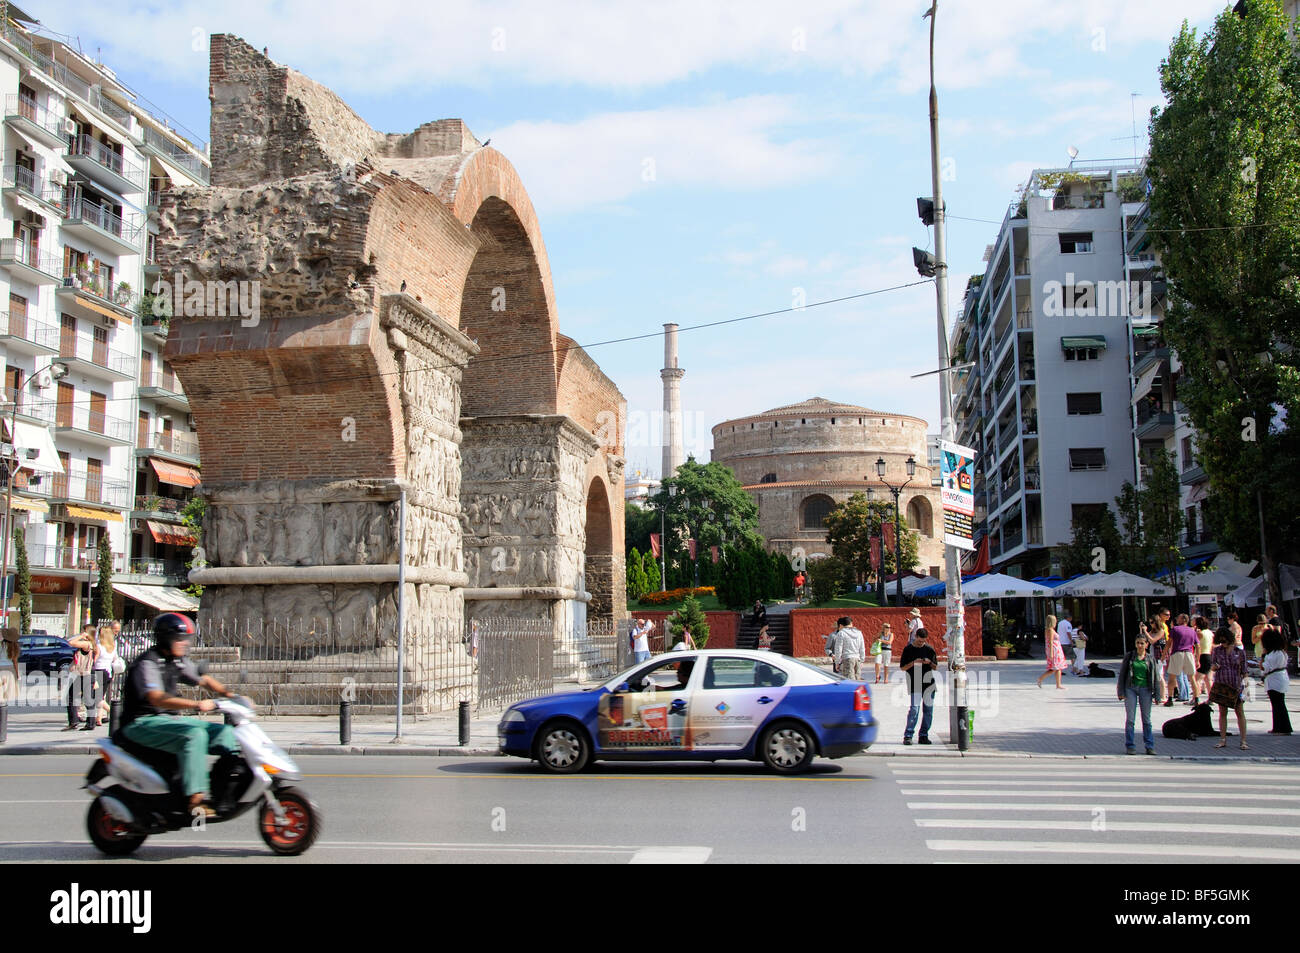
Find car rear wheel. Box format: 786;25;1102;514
761;722;816;774
534;721;590;773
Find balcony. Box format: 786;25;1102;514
1135;402;1175;439
138;367;189;411
54;407;134;446
1180;463;1207;485
1051;193;1104;210
138;429;200;463
65;134;146;195
1027;522;1044;545
1019;362;1035;382
57;332;136;381
133;495;188;519
1002;527;1024;552
62;197;144;255
1000;470;1022;497
3;386;56;424
121;556;189;585
2;165;67;216
1132;343;1170;378
140;126;211;185
30;471;132;509
994;373;1015;410
1127;253;1159;274
1021;412;1038;435
141;316;170;345
24;543;128;573
0;310;58;354
0;239;61;284
3;94;68;150
1015;307;1033;330
1013;257;1030;277
57;273;140;323
997;423;1018;455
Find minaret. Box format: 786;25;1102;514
661;322;685;480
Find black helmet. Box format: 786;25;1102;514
153;613;197;655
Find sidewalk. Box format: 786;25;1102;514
2;658;1296;760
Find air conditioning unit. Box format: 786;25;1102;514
186;414;196;429
96;313;116;329
62;117;78;136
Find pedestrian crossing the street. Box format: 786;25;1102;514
890;760;1300;862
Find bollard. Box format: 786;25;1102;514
458;700;470;746
0;704;7;745
108;699;122;736
339;700;352;745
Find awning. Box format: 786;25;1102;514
64;504;124;523
10;189;51;223
1186;483;1209;504
66;291;132;325
149;458;200;488
75;177;144;214
1133;360;1162;399
146;520;196;546
1062;335;1107;350
112;582;198;614
9;496;48;513
1132;324;1161;337
6;125;42;155
9;419;63;473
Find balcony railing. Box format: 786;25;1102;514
1013;257;1030;276
139;368;183;394
1015;308;1033;330
23;543;128;572
1002;528;1024;551
65;196;144;244
1027;523;1044;545
67;134;146;191
57;407;133;442
3;386;55;422
140;430;200;458
127;556;189;579
1019;363;1035;381
997;423;1017;454
140;125;210;184
1024;466;1041;490
0;239;62;279
2;164;67;212
3;93;65;141
58;333;136;377
1021;412;1038;434
1136;401;1173;426
1052;193;1105;210
134;495;187;515
29;471;131;508
0;310;58;350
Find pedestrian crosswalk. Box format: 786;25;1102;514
890;760;1300;862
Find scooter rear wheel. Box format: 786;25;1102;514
258;787;320;856
87;798;146;856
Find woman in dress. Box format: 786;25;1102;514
1036;614;1068;689
1210;627;1249;750
1250;614;1268;661
757;624;773;651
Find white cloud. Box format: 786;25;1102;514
488;96;840;213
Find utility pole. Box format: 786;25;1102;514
924;1;969;750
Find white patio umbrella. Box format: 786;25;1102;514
900;574;943;596
1182;569;1252;596
960;573;1056;599
1058;572;1175;654
1225;564;1300;607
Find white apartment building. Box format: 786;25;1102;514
0;9;207;634
952;161;1144;578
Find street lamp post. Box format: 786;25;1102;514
867;485;885;607
924;1;969;749
0;361;68;631
877;456;916;607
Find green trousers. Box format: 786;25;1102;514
122;715;239;797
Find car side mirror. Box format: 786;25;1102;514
616;682;631;694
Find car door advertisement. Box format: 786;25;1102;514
598;688;690;748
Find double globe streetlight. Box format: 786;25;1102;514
876;455;916;607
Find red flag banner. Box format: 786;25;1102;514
688;538;698;561
709;545;719;564
870;536;881;572
883;522;896;554
649;533;661;559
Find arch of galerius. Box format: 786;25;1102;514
156;36;626;702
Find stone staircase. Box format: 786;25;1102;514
736;615;792;655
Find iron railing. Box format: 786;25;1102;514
139;430;200;458
67;134;146;191
0;239;62;279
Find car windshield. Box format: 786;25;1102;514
601;655;697;691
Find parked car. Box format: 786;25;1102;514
498;649;876;774
16;635;76;673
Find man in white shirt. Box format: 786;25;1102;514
1057;613;1075;666
631;619;653;663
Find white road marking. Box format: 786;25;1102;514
906;802;1300;816
925;840;1300;860
629;846;713;864
899;788;1296;800
893;778;1295;790
915;818;1300;837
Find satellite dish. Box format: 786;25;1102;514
1067;145;1079;160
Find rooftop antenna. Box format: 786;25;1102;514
1112;92;1142;162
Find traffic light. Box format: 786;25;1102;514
913;247;936;277
917;196;935;226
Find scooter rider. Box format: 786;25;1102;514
120;613;239;815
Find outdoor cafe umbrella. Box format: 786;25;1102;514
1182;569;1252;596
1058;571;1175;654
1225;564;1300;607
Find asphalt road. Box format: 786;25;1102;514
2;754;1299;863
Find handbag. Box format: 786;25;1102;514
1209;680;1241;707
112;654;126;675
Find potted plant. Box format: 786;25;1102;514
985;611;1013;660
114;280;133;306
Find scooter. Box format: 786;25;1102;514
83;697;320;856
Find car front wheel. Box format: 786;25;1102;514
761;722;816;774
534;722;590;773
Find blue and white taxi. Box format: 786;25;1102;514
498;649;876;774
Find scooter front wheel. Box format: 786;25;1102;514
87;797;146;856
258;787;320;856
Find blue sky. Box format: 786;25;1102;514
46;0;1228;478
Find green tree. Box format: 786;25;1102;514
1140;450;1186;584
624;502;659;557
1060;505;1125;577
823;492;920;583
94;533;115;624
626;547;648;601
654;458;760;586
1145;0;1300;605
1115;480;1147;572
181;494;206;597
807;555;852;605
644;553;661;593
13;526;31;636
668;594;710;648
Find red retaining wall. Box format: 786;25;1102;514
790;607;982;660
631;611;739;651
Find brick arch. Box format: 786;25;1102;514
907;495;934;537
443;149;560;417
584;473;617;624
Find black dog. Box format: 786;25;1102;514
1162;702;1224;741
1088;662;1116;678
